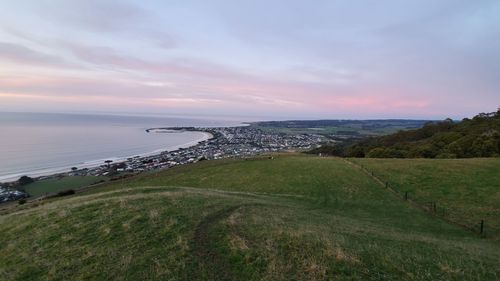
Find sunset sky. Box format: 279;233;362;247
0;0;499;119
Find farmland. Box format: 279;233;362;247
0;154;498;280
23;176;107;197
350;158;500;240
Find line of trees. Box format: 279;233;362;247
309;109;500;158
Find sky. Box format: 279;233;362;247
0;0;499;120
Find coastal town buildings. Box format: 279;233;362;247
0;126;324;202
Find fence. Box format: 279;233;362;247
342;158;492;238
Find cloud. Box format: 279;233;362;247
61;43;232;78
0;41;68;67
39;0;148;33
1;0;499;118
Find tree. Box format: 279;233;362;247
104;160;113;168
345;144;365;157
71;167;78;171
307;109;500;159
366;147;405;158
366;147;387;158
18;176;34;186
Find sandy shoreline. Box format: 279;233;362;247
0;130;213;183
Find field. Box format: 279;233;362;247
350;158;500;240
251;119;429;137
1;155;499;280
253;125;421;137
23;176;107;197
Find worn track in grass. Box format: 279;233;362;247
192;205;243;281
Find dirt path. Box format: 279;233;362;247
192;205;243;281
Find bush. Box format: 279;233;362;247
366;148;387;158
366;147;406;158
435;153;457;159
18;198;26;205
306;143;345;156
18;176;34;186
345;144;365;157
56;190;75;197
308;110;499;159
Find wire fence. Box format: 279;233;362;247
342;158;494;238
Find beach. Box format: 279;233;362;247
0;131;213;182
0;112;234;182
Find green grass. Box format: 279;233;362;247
252;124;417;136
350;158;500;239
1;154;498;280
23;176;107;197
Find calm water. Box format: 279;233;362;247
0;112;241;182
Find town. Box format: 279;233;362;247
82;126;324;175
0;126;324;202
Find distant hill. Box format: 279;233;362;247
252;119;430;138
309;109;500;158
255;119;429;129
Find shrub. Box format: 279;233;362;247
366;148;387;158
435;153;457;159
57;190;75;197
18;176;34;186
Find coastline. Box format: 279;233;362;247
1;125;323;202
0;130;213;183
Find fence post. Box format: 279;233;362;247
385;182;388;188
480;220;484;235
433;202;437;213
404;191;408;201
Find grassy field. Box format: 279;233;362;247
251;120;428;136
1;154;498;280
350;158;500;240
23;176;107;197
252;125;404;136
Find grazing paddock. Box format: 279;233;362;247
1;155;498;280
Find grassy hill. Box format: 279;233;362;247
310;109;500;158
1;155;499;280
350;158;500;240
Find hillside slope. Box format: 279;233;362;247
1;155;498;280
310;109;500;158
351;157;500;240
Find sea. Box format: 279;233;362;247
0;112;243;182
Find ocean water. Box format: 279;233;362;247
0;112;241;182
